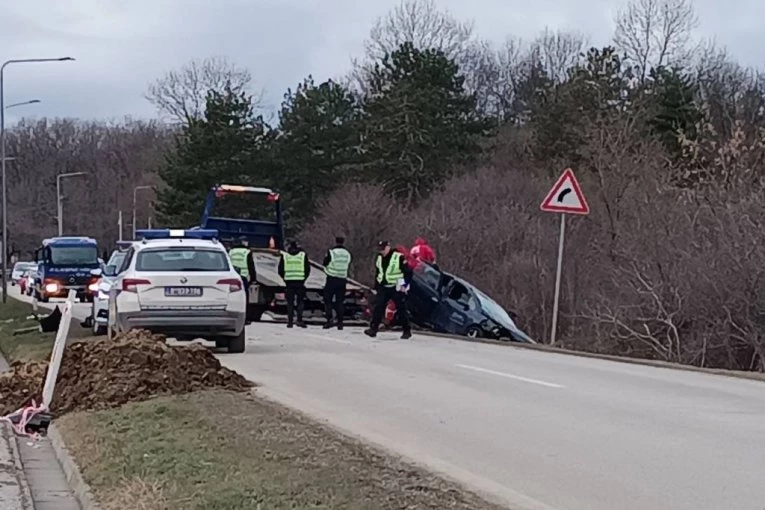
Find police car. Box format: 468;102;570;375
109;229;247;353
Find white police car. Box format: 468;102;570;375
87;243;133;335
109;229;247;353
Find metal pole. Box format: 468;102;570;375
132;189;137;240
118;210;123;241
549;213;566;345
56;174;63;236
1;63;7;302
147;216;152;229
0;57;74;302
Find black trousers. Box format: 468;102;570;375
369;285;410;333
324;277;346;325
285;282;306;324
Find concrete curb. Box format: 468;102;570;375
47;425;100;510
419;330;765;383
3;423;34;510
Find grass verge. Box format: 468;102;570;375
0;298;92;363
58;389;505;510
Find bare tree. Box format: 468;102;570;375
613;0;698;82
348;0;476;97
530;28;588;83
145;56;255;124
365;0;474;63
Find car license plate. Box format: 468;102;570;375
164;287;203;297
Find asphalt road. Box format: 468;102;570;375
11;287;765;510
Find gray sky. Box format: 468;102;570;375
1;0;762;125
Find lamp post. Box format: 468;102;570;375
1;57;74;302
5;99;41;110
57;172;87;236
132;186;153;239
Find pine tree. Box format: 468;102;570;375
156;85;271;227
362;42;491;202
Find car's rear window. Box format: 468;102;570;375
135;248;229;272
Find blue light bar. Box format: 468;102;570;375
135;229;219;240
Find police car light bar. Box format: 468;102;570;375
135;229;219;240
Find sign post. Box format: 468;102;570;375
540;168;589;345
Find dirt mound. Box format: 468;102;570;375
0;330;253;416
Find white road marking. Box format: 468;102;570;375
305;333;353;345
456;364;564;388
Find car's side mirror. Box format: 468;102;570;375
103;265;117;277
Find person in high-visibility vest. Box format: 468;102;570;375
322;236;352;330
365;240;412;339
277;240;311;328
228;236;255;322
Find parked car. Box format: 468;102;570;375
405;262;533;343
86;247;131;335
108;229;247;353
10;262;35;286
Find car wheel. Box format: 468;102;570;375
466;326;482;339
227;330;246;353
248;305;265;322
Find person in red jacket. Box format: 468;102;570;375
410;237;436;266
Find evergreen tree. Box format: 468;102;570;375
272;77;362;229
362;42;491;202
648;66;702;158
156;85;271;227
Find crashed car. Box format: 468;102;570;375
405;262;533;343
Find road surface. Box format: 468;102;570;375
11;287;765;510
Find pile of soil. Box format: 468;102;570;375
0;330;253;416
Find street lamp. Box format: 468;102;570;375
132;186;153;239
1;57;74;302
57;172;87;236
5;99;41;110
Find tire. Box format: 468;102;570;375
466;326;482;339
248;305;265;322
227;330;246;353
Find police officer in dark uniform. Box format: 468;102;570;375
364;241;412;339
322;236;352;330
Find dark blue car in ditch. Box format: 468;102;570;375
405;262;534;343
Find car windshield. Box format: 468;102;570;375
107;250;127;269
136;248;229;271
49;246;99;266
473;288;520;331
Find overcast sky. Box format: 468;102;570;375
1;0;762;125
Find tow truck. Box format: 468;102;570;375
197;184;372;323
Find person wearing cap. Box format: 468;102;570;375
322;236;352;330
365;240;413;339
278;240;311;328
228;237;256;314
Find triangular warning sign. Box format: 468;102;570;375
540;168;589;215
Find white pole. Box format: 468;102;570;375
118;210;123;241
550;213;566;345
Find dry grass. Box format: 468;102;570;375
0;299;96;363
57;389;505;510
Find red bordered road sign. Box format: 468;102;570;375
540;168;589;215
